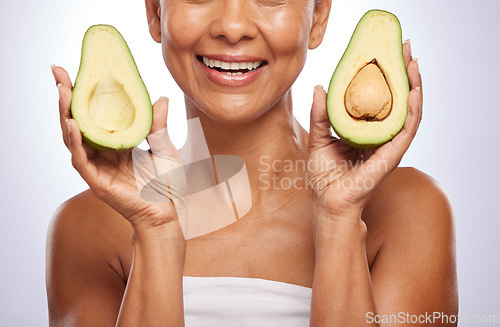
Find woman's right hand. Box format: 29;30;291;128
52;65;185;234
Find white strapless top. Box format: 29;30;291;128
183;276;312;326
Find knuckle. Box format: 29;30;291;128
64;139;70;150
94;184;113;199
70;156;80;169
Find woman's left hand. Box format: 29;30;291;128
307;41;422;220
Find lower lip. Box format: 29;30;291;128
199;60;265;87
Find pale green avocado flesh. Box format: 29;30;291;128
327;10;409;149
71;25;152;151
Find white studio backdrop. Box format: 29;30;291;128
0;0;499;325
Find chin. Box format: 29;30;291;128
200;106;268;126
189;93;273;126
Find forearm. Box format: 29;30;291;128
116;221;186;327
310;207;378;327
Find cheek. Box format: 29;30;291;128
260;7;312;65
160;4;212;92
160;6;205;62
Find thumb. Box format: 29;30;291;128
308;85;336;148
147;96;177;155
146;97;182;166
150;96;169;134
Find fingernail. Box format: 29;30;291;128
65;119;72;133
57;83;63;90
404;39;412;51
159;96;169;106
415;87;421;100
51;65;57;80
413;58;419;69
314;85;324;93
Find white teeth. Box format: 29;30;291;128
201;56;263;72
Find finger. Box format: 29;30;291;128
147;97;178;157
407;59;423;125
150;96;169;134
52;65;73;149
376;87;421;164
51;65;73;90
66;119;98;186
308;85;336;148
407;59;422;91
403;40;412;70
397;87;422;146
58;83;73;148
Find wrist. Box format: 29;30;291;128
130;223;186;287
315;190;365;215
131;220;186;266
314;200;363;224
314;204;367;245
131;218;186;244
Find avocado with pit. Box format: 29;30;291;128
327;10;409;149
71;25;152;151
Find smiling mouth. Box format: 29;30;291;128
197;55;266;76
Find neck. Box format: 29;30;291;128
183;89;309;205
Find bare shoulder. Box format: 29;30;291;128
46;190;132;325
363;167;458;315
48;189;132;253
364;167;454;233
47;189;133;278
364;166;455;257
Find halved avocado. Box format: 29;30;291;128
71;25;152;151
327;10;409;149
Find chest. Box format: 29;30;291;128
182;206;316;287
118;204;381;288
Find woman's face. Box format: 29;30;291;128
147;0;329;124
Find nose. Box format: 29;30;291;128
210;0;259;44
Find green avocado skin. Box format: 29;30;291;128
80;131;148;152
343;138;384;150
81;134;118;152
71;24;152;152
327;10;409;149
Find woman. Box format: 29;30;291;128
47;0;458;325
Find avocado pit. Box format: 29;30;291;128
344;60;392;121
